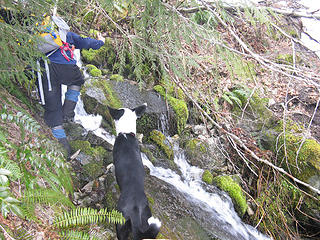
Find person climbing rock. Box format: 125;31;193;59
37;19;105;157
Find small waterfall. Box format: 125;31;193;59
142;143;269;240
69;50;269;240
158;112;170;135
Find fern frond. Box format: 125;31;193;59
1;111;40;134
53;208;125;228
14;226;33;240
3;160;22;181
24;189;74;208
19;203;39;222
59;230;100;240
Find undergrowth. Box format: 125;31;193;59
0;101;124;239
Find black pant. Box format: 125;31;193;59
39;61;84;128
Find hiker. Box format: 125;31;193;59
38;27;105;157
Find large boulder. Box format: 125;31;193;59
81;77;179;137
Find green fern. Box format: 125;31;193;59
1;111;40;134
0;150;22;181
59;230;101;240
24;189;74;208
53;208;125;228
222;87;253;108
14;226;33;240
19;203;39;222
0;186;24;218
222;91;242;107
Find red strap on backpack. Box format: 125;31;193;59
60;42;74;61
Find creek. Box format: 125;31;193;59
62;50;270;240
63;1;320;239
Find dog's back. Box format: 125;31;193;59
113;134;145;191
109;104;161;240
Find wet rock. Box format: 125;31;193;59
110;80;177;136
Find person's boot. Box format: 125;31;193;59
58;137;71;158
62;99;77;123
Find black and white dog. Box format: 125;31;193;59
108;103;161;240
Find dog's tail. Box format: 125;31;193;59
144;216;161;238
132;212;161;239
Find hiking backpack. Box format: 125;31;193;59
37;14;74;61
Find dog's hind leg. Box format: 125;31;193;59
116;220;131;240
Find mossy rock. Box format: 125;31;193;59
81;77;122;128
70;140;108;179
90;68;102;77
149;130;174;161
140;145;157;164
182;138;209;167
184;138;207;156
153;85;188;135
71;140;107;158
86;64;97;72
110;74;124;82
213;175;248;216
278;133;320;187
137;113;159;140
85;64;102;77
202;170;213;185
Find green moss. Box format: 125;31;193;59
149;130;174;160
213;175;248;216
288;29;298;38
82;77;122;110
70;140;93;155
83;162;104;179
86;64;97;72
278;133;320;183
202;170;213;185
70;140;108;179
105;191;116;209
82;38;116;68
185;139;207;153
140;146;157;164
85;64;102;77
70;140;107;157
88;29;99;38
137;113;158;139
276;53;301;65
110;74;124;81
147;196;155;206
154;85;188;134
90;68;102;77
275;119;304;134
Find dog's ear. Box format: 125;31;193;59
108;106;124;120
133;103;147;118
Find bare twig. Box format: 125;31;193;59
178;2;320;20
0;224;16;240
170;72;320;195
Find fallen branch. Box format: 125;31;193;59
178;2;320;20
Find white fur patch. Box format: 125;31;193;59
114;108;137;135
147;216;161;228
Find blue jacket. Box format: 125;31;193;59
48;32;104;65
